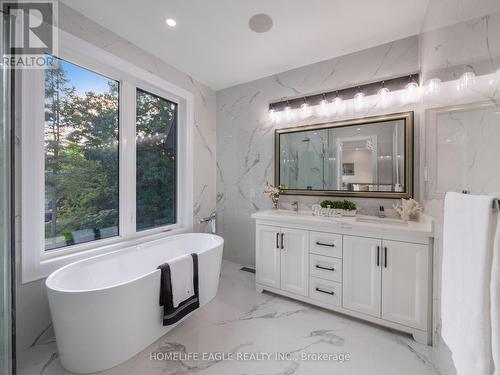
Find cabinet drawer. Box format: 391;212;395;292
309;277;342;307
310;254;342;282
309;231;342;258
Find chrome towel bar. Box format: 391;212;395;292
461;190;500;210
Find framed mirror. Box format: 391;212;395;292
275;111;413;198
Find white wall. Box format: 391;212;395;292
15;4;217;353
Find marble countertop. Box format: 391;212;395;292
251;210;434;238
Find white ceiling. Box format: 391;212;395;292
61;0;429;90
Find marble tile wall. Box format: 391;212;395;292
420;5;500;81
15;4;217;353
419;2;500;374
216;36;420;268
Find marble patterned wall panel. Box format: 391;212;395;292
419;2;500;373
421;6;500;80
216;36;420;267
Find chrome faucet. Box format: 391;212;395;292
292;201;299;212
199;211;217;234
378;206;386;218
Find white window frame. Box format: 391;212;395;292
21;29;193;283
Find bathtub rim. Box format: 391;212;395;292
45;233;224;294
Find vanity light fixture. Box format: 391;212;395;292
377;81;390;97
320;93;328;109
268;74;418;122
269;104;276;122
404;75;420;102
354;86;365;109
319;93;329;115
458;71;476;90
354;86;365;101
165;18;177;27
332;91;342;107
488;69;500;85
377;81;390;106
300;97;310;118
405;75;419;91
425;78;441;94
284;101;293;121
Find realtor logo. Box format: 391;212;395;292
1;0;58;68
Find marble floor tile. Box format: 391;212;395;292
18;260;441;375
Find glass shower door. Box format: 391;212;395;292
0;10;13;375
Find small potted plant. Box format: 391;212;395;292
341;200;357;216
320;200;343;216
263;182;284;209
331;200;344;216
320;200;332;216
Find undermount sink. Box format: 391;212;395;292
355;216;408;226
272;209;312;216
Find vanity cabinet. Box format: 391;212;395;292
381;240;429;330
343;236;382;317
255;225;281;289
252;210;434;345
255;225;308;296
343;236;429;330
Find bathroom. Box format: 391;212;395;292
1;0;500;374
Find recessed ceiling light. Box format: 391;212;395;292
165;18;177;27
248;14;273;33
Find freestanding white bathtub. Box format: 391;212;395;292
46;233;223;374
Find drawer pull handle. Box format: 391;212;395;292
315;265;335;271
315;287;335;295
316;241;335;247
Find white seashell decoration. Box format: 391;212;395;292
392;198;423;221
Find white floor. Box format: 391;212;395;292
19;261;441;375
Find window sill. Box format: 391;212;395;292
22;226;191;284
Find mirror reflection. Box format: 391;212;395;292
277;113;412;197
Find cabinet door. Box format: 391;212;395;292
381;240;429;330
280;228;309;296
256;225;281;289
343;236;382;317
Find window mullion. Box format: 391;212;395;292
119;81;137;239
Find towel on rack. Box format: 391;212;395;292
157;253;199;326
442;192;496;375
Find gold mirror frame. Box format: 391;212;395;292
275;111;414;199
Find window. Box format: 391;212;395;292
21;31;193;283
136;89;177;231
44;57;119;250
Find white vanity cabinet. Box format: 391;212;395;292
381;240;429;330
343;236;382;317
255;225;281;289
343;236;429;330
252;210;434;345
255;225;309;296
